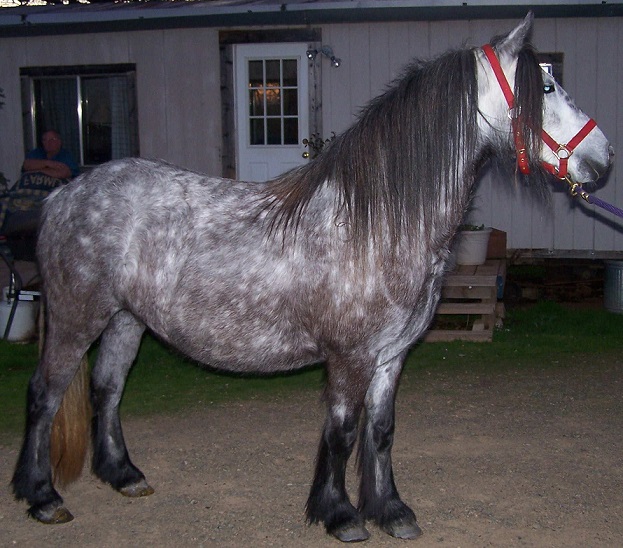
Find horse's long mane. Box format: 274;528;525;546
265;41;547;253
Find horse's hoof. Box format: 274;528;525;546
29;503;74;524
119;479;155;498
330;522;371;543
381;518;423;540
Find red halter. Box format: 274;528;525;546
481;44;597;179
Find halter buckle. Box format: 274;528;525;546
555;144;572;160
564;176;591;203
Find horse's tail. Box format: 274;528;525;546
50;354;90;488
39;302;91;489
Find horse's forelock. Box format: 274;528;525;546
514;44;544;170
512;44;553;201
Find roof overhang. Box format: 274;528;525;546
1;1;622;38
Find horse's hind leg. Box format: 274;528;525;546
12;323;102;523
357;354;421;539
306;357;371;542
90;310;152;497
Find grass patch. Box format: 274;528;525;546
2;301;622;438
405;301;623;374
119;336;325;417
0;342;39;439
0;336;326;438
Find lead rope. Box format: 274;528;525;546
562;176;623;219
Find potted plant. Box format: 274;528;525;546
454;224;492;266
302;132;336;159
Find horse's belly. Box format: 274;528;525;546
159;313;323;374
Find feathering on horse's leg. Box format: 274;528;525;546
11;316;97;524
357;354;421;539
306;357;371;542
90;310;152;497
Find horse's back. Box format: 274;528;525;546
40;157;252;265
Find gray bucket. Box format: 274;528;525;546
604;260;623;314
0;287;40;341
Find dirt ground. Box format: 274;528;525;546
1;357;622;547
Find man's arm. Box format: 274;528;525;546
22;158;72;179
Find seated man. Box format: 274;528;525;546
22;129;80;180
1;130;79;249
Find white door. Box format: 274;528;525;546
234;43;310;182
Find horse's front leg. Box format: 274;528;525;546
306;358;370;542
357;354;422;539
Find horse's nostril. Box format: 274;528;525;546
609;145;615;160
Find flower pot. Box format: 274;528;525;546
455;227;492;266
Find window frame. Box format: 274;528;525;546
20;64;139;169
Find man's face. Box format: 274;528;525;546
42;132;62;156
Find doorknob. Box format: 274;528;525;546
302;151;310;159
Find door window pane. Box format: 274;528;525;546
266;89;281;116
283;60;297;87
267;118;281;145
265;60;280;87
249;89;264;116
283;118;298;145
248;61;264;87
250;118;265;145
283;88;298;116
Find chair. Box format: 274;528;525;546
0;234;25;340
0;172;60;340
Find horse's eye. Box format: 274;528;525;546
543;84;555;94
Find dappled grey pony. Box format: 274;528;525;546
12;14;613;542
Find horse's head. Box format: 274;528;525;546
478;13;614;184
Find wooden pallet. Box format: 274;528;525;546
425;259;506;342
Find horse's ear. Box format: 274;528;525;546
496;12;534;58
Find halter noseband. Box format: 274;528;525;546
481;44;597;178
